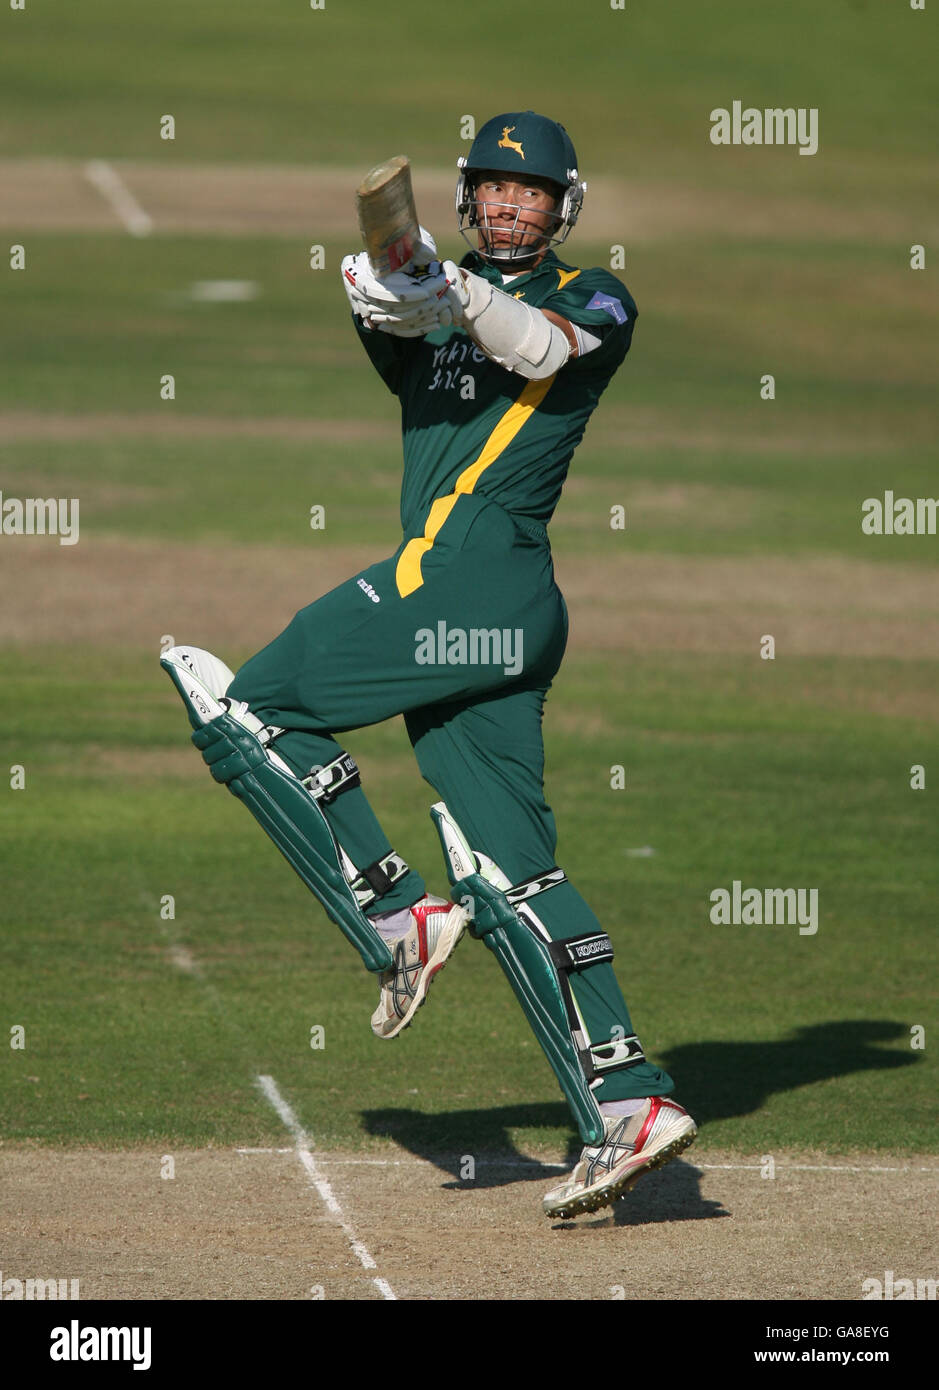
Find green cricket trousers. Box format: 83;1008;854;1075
227;492;672;1102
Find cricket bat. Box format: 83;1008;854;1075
356;155;422;279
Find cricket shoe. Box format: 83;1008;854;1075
542;1097;697;1220
371;895;468;1040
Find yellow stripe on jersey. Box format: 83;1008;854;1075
394;374;556;598
555;267;581;291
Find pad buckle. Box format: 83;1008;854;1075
303;752;361;805
349;851;410;910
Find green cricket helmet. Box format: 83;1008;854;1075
456;111;586;267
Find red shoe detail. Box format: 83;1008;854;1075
410;900;454;967
632;1096;685;1153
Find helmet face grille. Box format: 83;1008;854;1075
455;166;585;268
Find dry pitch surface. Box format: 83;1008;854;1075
2;1144;935;1301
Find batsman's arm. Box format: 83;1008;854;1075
540;308;581;358
351;313;419;396
538;270;638;372
341;249;424;395
440;263;575;381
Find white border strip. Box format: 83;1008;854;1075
256;1075;396;1301
83;160;154;237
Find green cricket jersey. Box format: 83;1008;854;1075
354;249;637;545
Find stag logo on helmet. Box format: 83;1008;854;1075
497;126;525;159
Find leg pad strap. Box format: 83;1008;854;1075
433;801;648;1144
452;870;607;1145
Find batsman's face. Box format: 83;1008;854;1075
472;173;560;259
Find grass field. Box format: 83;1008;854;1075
0;0;936;1303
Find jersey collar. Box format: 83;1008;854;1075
461;247;570;292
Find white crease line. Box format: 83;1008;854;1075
83;160;154;237
256;1075;396;1301
319;1157;568;1170
698;1163;938;1174
235;1149;567;1169
235;1148;937;1176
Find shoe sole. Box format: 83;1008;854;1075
544;1121;698;1220
373;913;467;1040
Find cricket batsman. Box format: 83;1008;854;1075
162;111;697;1220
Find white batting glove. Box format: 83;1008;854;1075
411;225;439;268
341;249;457;337
341;250;412;324
438;260;491;329
371;273;456;336
373;301;447;337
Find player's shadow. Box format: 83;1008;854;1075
658;1018;918;1128
362;1102;724;1220
563;1156;728;1228
363;1099;582;1186
362;1018;916;1218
